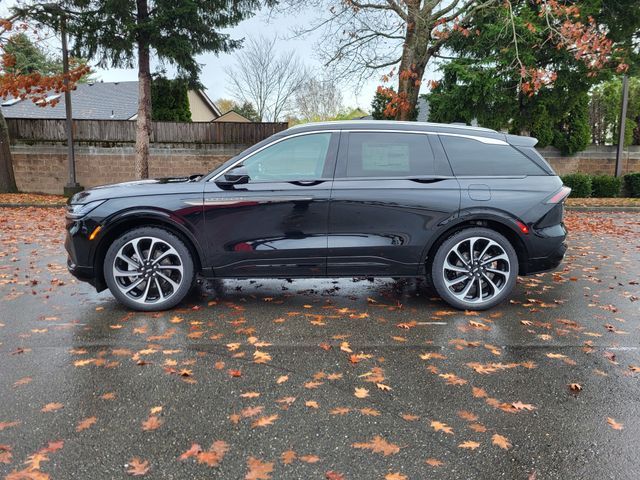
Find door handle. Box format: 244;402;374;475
409;178;447;184
289;180;325;186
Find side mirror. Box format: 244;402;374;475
216;166;250;188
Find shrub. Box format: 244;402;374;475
561;173;592;198
624;172;640;198
591;175;622;198
552;93;591;155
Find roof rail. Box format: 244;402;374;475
287;120;498;133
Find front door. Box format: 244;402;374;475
203;132;339;277
327;131;461;276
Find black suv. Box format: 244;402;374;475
65;121;569;311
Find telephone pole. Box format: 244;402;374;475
60;11;83;196
614;74;630;178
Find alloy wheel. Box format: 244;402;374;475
112;236;184;305
442;236;511;305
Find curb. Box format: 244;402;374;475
0;203;66;208
565;206;640;212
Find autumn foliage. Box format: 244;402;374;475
0;20;90;106
376;0;631;116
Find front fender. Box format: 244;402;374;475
93;207;206;270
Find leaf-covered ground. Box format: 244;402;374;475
0;194;67;206
566;197;640;208
0;207;639;479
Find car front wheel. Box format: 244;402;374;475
103;227;195;311
431;228;518;311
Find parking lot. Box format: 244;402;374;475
1;206;639;479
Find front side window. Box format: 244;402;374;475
241;133;332;182
345;132;435;178
440;136;546;176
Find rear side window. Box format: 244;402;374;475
440;136;546;176
345;132;434;178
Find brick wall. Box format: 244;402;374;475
11;144;244;194
10;144;640;195
540;146;640;176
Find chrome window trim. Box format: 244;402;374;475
208;129;508;182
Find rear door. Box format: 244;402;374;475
327;131;461;276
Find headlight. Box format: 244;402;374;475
66;200;106;219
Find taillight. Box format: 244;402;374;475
546;186;571;204
515;220;530;234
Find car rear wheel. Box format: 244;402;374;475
104;227;195;311
431;228;518;311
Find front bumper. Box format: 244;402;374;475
67;256;97;285
65;217;105;291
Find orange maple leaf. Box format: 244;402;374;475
178;443;203;461
430;420;453;435
251;414;279;428
492;434;512;450
245;457;274;480
126;457;150;476
352;436;400;456
75;416;97;432
141;415;162;431
458;441;481;450
41;402;63;413
607;417;624;430
354;388;369;398
281;450;296;464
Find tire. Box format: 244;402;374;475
103;227;195;311
431;228;518;311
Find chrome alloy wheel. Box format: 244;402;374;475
442;236;511;305
112;236;184;305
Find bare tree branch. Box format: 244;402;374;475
227;36;305;122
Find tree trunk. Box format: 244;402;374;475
396;12;430;121
0;110;18;193
135;0;151;180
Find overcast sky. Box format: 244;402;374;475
1;2;441;113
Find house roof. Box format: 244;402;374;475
193;89;221;117
1;80;220;120
212;110;252;122
1;81;140;120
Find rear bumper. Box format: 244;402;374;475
521;219;568;275
525;241;567;274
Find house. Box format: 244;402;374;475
1;81;221;122
187;89;222;122
212;110;252;123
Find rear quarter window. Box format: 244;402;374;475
440;136;546;176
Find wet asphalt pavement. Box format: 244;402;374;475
0;207;639;480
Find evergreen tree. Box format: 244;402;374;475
425;0;639;154
16;0;269;179
151;77;191;122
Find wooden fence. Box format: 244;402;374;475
6;118;289;145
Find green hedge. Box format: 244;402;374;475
561;173;592;198
624;173;640;198
591;175;622;198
